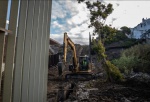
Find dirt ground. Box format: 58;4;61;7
47;65;150;102
92;80;150;102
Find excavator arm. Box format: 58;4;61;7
63;32;78;69
62;32;93;80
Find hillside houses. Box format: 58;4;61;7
129;18;150;41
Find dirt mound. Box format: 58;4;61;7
92;80;150;102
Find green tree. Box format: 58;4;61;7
78;0;123;82
120;26;131;35
101;25;117;43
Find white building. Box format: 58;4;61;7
129;18;150;39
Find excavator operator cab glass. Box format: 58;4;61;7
79;56;89;71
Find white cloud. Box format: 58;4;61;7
51;21;94;45
52;21;62;28
51;1;67;19
51;0;150;45
67;2;90;25
105;1;150;28
51;0;92;45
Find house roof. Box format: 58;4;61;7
49;38;61;46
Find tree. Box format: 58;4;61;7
105;29;128;44
120;26;131;35
78;0;123;82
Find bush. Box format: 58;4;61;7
112;44;150;74
105;30;128;44
112;55;140;75
104;60;123;81
93;40;123;82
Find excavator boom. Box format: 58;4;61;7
63;32;93;80
63;33;78;70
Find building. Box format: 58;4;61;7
49;38;62;67
49;38;61;55
129;18;150;40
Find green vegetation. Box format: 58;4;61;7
120;26;131;35
105;30;128;44
93;40;123;82
105;60;123;81
92;40;107;60
105;26;131;44
78;0;123;82
121;39;145;47
112;44;150;75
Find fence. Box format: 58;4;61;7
0;0;52;102
49;53;60;67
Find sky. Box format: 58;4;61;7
50;0;150;45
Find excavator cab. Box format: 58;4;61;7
79;56;89;71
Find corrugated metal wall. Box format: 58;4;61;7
0;0;52;102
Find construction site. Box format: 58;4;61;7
1;0;150;102
46;32;150;102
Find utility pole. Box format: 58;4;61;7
89;33;91;62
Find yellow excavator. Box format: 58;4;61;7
63;32;93;80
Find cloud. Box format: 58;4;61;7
51;1;68;19
51;0;150;44
51;0;92;45
105;1;150;28
52;21;63;28
66;2;90;25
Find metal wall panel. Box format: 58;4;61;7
21;0;36;102
0;0;8;93
43;1;51;101
28;0;40;102
37;0;45;101
2;0;19;102
2;0;52;101
39;0;46;102
13;0;29;102
43;1;49;101
44;0;52;101
33;0;43;102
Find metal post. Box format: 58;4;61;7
2;0;19;102
0;0;8;95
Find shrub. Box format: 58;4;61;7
93;40;123;82
104;60;123;81
112;44;150;74
121;39;137;47
112;55;140;75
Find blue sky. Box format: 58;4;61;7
50;0;150;45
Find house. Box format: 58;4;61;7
49;38;61;55
49;38;61;67
129;18;150;40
